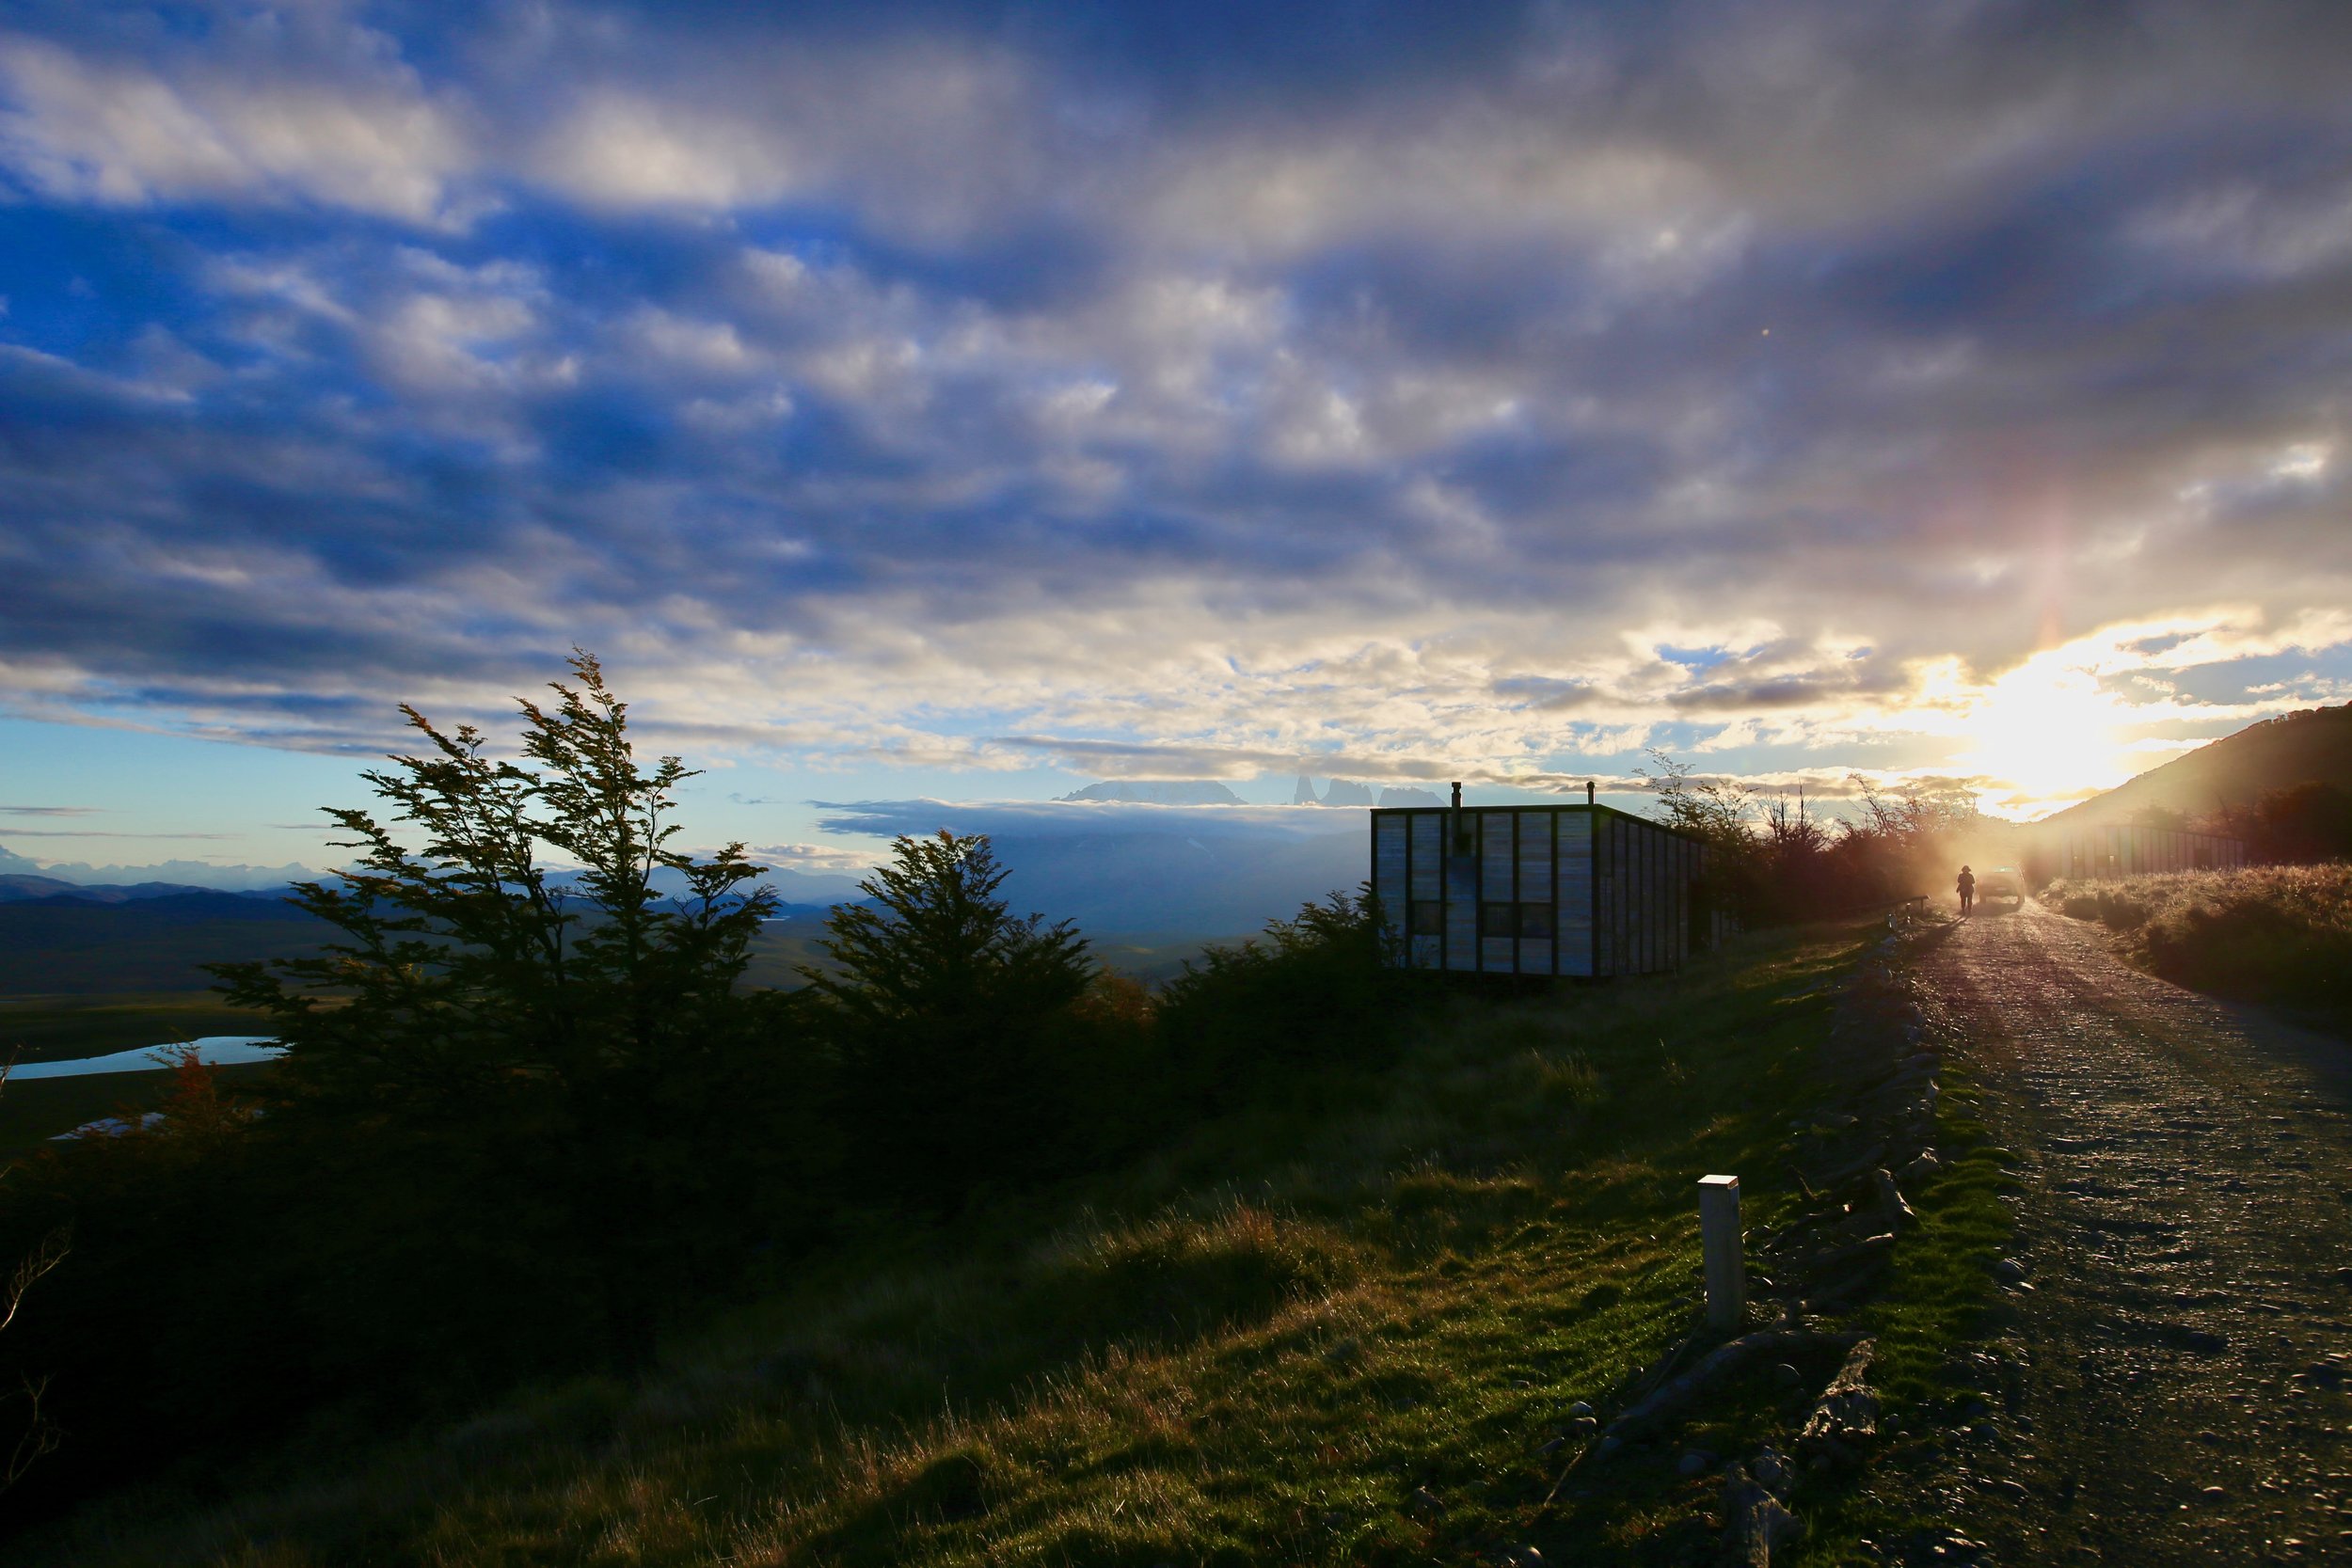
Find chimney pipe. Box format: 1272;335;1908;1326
1587;780;1596;806
1451;782;1462;811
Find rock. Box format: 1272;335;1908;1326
1537;1436;1565;1455
1724;1462;1806;1565
1872;1168;1915;1227
1752;1445;1796;1496
1772;1361;1804;1387
1678;1449;1715;1476
1798;1338;1881;1465
1900;1149;1943;1182
1596;1434;1622;1459
1567;1400;1595;1418
1502;1548;1547;1568
1992;1258;2029;1285
1569;1415;1598;1435
1409;1485;1442;1514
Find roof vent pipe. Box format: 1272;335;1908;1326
1587;780;1596;806
1451;782;1462;811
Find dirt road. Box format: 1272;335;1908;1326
1908;895;2352;1562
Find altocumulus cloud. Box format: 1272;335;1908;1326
1;0;2350;815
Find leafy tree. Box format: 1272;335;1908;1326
805;832;1093;1206
213;651;788;1367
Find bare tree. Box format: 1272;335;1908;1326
0;1055;68;1490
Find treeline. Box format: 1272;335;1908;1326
2187;781;2352;864
1643;752;1984;927
0;657;1420;1530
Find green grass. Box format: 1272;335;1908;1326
18;919;2000;1566
1782;1049;2017;1563
2045;864;2352;1020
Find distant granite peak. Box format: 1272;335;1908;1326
1058;781;1246;806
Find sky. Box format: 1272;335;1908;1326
2;1;2349;884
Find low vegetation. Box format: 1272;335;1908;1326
12;911;2009;1566
2044;864;2352;1020
1645;752;1991;927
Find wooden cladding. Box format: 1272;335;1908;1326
1372;804;1714;977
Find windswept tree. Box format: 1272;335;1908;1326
214;651;787;1367
805;832;1093;1206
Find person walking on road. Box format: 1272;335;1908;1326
1957;863;1976;916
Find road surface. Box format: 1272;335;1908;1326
1908;895;2352;1563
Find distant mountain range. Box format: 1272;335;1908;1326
2043;702;2352;830
1057;781;1246;805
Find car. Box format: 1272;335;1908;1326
1978;867;2023;905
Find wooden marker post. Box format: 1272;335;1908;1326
1698;1174;1744;1328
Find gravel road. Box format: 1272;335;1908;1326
1910;895;2352;1563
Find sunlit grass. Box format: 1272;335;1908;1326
2045;863;2352;1018
24;918;2009;1566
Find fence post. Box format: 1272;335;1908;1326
1698;1173;1744;1328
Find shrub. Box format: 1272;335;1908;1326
1152;887;1414;1111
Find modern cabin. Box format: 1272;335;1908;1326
2042;823;2246;880
1371;786;1720;976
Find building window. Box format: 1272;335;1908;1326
1517;902;1553;939
1481;901;1516;937
1409;901;1445;936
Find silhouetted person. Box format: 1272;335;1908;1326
1957;863;1976;916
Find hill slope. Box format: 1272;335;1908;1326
2045;702;2352;829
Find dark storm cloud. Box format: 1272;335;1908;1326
0;0;2347;783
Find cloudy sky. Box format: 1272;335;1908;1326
3;0;2349;879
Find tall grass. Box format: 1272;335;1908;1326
2044;864;2352;1016
17;920;1992;1566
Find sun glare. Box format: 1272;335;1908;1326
1949;655;2139;816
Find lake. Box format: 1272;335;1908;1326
10;1036;283;1080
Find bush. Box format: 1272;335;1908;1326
2044;867;2352;1015
1152;887;1417;1111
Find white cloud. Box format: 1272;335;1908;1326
0;34;471;224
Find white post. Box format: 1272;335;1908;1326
1699;1173;1744;1328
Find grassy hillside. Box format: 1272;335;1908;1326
2044;864;2352;1020
2044;702;2352;830
0;895;327;994
18;917;2006;1567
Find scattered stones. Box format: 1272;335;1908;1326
1677;1448;1715;1476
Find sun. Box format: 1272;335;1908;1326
1949;655;2138;815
